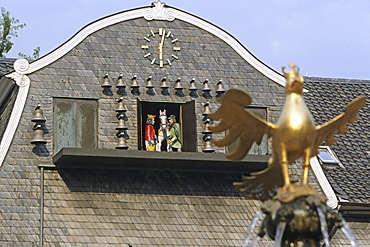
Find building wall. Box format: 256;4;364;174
43;169;268;246
26;18;285;153
0;14;325;246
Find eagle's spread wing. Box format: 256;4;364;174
314;96;366;152
233;157;284;201
209;89;277;160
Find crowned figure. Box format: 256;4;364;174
145;114;157;151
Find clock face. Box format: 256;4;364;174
141;28;181;67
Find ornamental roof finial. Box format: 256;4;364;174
145;0;175;21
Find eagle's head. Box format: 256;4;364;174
283;62;304;94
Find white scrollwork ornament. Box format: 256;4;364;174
6;58;31;87
326;195;338;209
7;73;30;88
144;9;155;20
164;9;175;21
17;74;30;87
144;1;175;21
14;58;30;74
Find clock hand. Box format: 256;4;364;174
159;29;165;60
160;29;165;47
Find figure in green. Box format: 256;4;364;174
167;115;182;152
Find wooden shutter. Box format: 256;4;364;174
181;100;196;152
54;98;97;152
137;99;144;150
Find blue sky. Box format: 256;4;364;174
2;0;370;79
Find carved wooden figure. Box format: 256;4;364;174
156;109;170;151
145;114;157;151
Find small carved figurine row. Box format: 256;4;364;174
145;110;182;152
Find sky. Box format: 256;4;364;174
2;0;370;79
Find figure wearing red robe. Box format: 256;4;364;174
145;114;156;151
146;124;155;142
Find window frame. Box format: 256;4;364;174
137;99;196;152
317;146;341;166
53;97;98;153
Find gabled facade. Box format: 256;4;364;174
0;2;368;246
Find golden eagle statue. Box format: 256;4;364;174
209;63;366;202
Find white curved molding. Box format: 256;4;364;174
28;7;145;73
310;157;338;209
24;2;284;86
0;67;31;167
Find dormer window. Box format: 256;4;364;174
317;146;341;166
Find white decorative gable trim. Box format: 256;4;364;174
144;1;175;21
310;157;338;209
8;58;31;87
0;59;31;167
25;1;284;86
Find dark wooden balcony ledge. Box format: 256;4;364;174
53;148;269;173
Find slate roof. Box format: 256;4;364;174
42;168;270;246
329;216;370;247
0;83;18;142
302;77;370;246
0;58;18;142
0;58;15;76
304;77;370;204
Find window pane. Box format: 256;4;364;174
54;98;97;152
318;148;338;164
77;100;98;149
54;100;76;152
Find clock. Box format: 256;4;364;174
141;28;181;67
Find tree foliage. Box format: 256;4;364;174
0;7;26;57
18;46;40;60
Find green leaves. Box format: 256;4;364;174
0;7;26;57
18;46;40;60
